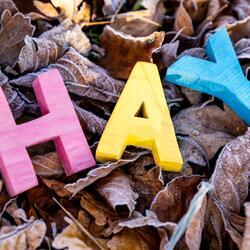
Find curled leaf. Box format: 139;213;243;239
150;175;203;223
97;169;138;217
40;20;91;55
103;0;126;15
99;25;164;79
17;36;63;74
174;1;194;36
0;10;35;68
65;151;149;196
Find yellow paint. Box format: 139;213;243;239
96;62;183;171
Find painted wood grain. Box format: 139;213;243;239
96;62;183;172
166;27;250;125
0;69;95;196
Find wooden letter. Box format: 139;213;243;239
0;69;95;196
96;62;183;172
166;27;250;124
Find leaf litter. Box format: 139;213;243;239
0;0;249;249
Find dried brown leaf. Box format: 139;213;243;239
104;210;176;237
65;151;148;196
107;227;160;250
42;178;73;198
173;104;247;159
97;169;138;217
235;38;250;60
2;84;26;119
33;0;59;18
210;129;250;214
103;0;125;15
111;12;160;37
184;0;209;22
0;220;46;250
40;20;91;55
233;0;250;20
32;152;64;177
99;25;164;79
126;154;164;212
185;194;207;250
52;220;92;250
241;203;250;250
174;1;194;36
11;48;124;102
50;0;88;23
153;41;180;71
0;0;18;16
0;10;35;68
80;191;118;226
150;175;203;223
74;103;107;135
16;36;63;74
227;16;250;43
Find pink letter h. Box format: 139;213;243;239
0;69;95;196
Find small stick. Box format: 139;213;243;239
53;197;105;250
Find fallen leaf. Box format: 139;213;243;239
33;0;59;18
153;41;180;71
74;103;107;135
241;203;250;250
166;182;211;250
32;152;64;177
150;175;203;223
16;36;63;74
52;220;92;250
104;210;176;237
227;16;250;43
102;0;126;15
126;154;164;212
174;1;194;36
2;84;26;119
49;0;89;23
80;191;118;226
97;169;138;217
65;151;148;196
210;129;250;214
98;25;164;79
11;48;124;102
40;20;91;55
141;0;160;15
235;38;250;60
173;104;247;159
111;12;160;37
42;178;73;198
232;0;250;20
0;220;46;250
0;0;18;16
0;10;35;68
184;0;209;22
107;227;160;250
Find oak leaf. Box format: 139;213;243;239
0;10;35;68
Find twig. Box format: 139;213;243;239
52;197;105;250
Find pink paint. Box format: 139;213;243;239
0;69;95;196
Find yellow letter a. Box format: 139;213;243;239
96;62;183;172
